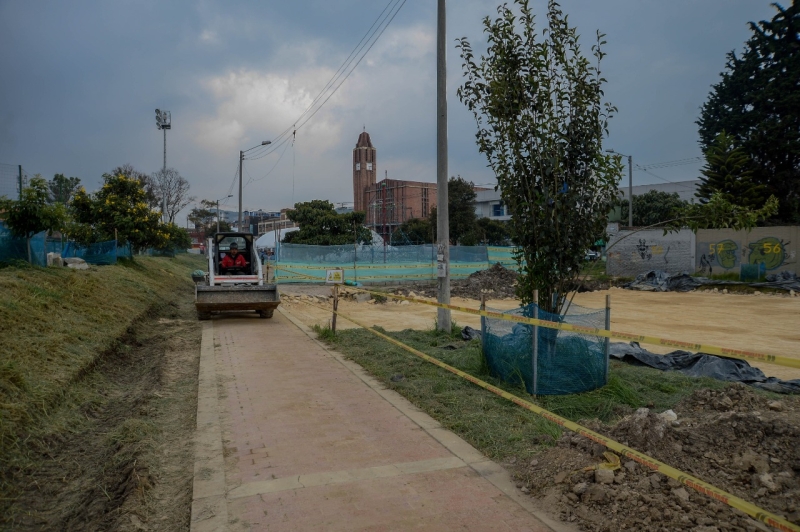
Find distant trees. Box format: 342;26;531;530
284;200;372;245
391;218;433;244
697;1;800;222
620;190;688;227
189;199;232;240
151;167;194;224
0;176;66;262
48;174;81;204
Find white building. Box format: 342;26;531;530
473;189;509;221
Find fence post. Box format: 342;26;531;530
480;294;486;347
532;289;538;396
605;294;611;385
332;284;339;334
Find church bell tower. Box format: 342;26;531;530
352;130;376;212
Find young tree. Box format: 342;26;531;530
283;200;372;245
70;173;165;252
697;1;800;222
620;190;688;227
48;173;81;204
0;177;66;262
457;0;622;313
695;131;768;210
151;167;194;223
426;176;480;244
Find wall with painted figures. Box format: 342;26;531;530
606;229;696;277
695;227;798;276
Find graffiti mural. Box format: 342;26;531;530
748;237;790;270
697;240;739;274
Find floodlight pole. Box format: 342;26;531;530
436;0;451;332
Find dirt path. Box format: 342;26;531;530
278;286;800;381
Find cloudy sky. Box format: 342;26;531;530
0;0;780;220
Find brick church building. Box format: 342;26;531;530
352;131;437;241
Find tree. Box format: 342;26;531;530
697;1;800;222
0;176;66;262
620;190;688;227
70;173;165;252
283;200;372;245
111;164;159;210
48;173;81;204
695;131;768;210
457;0;622;313
475;217;511;246
151;167;194;223
427;176;480;245
189;199;232;240
391;217;433;244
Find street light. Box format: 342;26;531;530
216;194;233;234
606;149;633;227
239;140;272;232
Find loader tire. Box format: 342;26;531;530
258;310;274;319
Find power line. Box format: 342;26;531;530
637;156;703;170
242;0;407;162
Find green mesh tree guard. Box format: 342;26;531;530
482;303;608;395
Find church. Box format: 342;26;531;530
352;131;437;241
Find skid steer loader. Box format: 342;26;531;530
195;232;280;320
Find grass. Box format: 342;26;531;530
314;326;730;463
0;254;205;466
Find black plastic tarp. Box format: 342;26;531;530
623;270;800;293
610;342;800;394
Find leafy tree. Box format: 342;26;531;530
69;173;165;251
697;1;800;222
620;190;688;227
283;200;372;245
111;164;160;210
157;223;192;251
475;217;511;245
391;217;433;244
0;177;66;263
48;173;81;204
664;192;779;233
457;0;622;313
695;131;768;210
151;167;194;223
427;176;480;245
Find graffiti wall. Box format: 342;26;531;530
607;229;695;277
696;227;799;276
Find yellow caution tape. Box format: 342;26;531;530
344;287;800;371
292;299;800;532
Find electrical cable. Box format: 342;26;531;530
241;0;406;162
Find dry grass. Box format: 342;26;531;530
0;254;205;469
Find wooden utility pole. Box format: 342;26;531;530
436;0;451;332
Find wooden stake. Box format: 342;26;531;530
332;284;339;334
532;289;539;396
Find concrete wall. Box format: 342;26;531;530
607;229;696;277
695;226;799;276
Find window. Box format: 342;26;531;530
492;203;504;217
356;163;361;171
367;162;373;171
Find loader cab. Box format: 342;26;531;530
214;233;255;276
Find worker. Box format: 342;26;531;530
221;242;248;271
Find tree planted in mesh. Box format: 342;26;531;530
457;0;621;313
0;176;66;263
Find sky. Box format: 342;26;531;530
0;0;781;222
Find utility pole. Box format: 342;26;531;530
436;0;451;332
627;154;633;227
239;150;244;232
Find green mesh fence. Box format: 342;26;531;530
274;244;517;284
0;225;62;266
63;240;131;264
482;303;608;395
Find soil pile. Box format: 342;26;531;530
515;384;800;531
393;263;520;300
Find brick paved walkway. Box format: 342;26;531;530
191;308;565;532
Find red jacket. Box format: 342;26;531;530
221;252;247;269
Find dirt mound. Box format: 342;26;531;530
393;263;520;300
515;384;800;531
